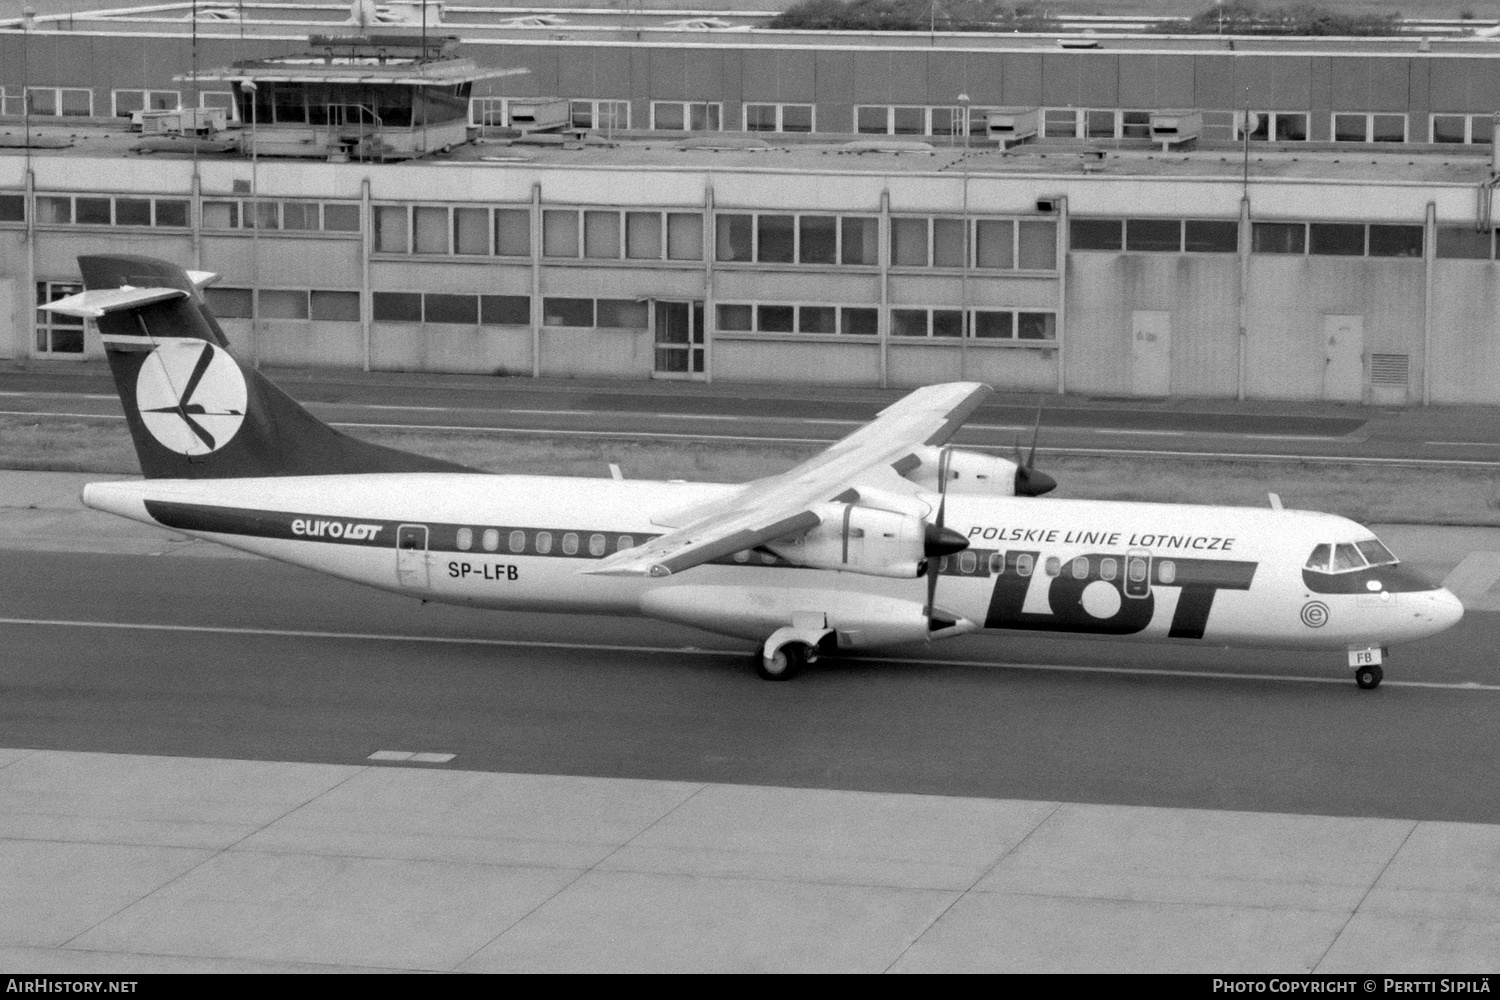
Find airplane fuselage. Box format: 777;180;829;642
83;473;1463;656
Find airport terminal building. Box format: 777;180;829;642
4;4;1500;405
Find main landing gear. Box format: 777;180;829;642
1354;663;1384;690
755;640;815;681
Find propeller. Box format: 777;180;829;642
1013;406;1057;497
923;447;969;630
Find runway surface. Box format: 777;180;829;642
5;548;1499;825
8;364;1500;465
3;472;1500;971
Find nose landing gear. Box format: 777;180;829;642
1354;663;1384;690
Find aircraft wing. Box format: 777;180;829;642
583;381;992;577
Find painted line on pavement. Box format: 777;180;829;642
1;617;1496;692
6;410;1498;468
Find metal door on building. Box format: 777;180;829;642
654;301;705;378
1130;311;1172;396
396;523;430;589
1323;315;1365;402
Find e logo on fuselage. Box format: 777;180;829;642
136;340;246;456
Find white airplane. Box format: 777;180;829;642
53;254;1463;689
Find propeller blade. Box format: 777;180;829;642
1012;405;1057;497
1026;405;1043;468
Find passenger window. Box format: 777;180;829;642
509;530;526;553
1016;554;1034;576
482;528;499;552
1128;557;1147;583
989;551;1004;574
589;533;607;556
1355;539;1396;566
456;527;473;551
938;556;950;572
562;532;579;555
1305;544;1330;571
1044;556;1060;577
1100;557;1118;581
617;534;634;551
535;531;553;554
1333;543;1365;572
1158;559;1177;585
959;551;977;573
1071;556;1089;579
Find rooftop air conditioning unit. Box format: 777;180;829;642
986;108;1039;150
1150;110;1202;151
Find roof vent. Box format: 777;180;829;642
839;139;935;154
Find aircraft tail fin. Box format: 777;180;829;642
63;254;477;479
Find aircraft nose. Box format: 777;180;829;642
1432;587;1466;630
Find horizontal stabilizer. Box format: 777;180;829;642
40;286;188;318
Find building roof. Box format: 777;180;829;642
7;3;1500;58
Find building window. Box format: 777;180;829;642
1333;113;1407;143
30;194;191;228
0;194;24;223
258;289;310;320
855;105;963;136
372;292;423;323
584;210;622;258
26;87;92;117
1431;113;1495;145
744;103;814;133
1184;220;1239;253
35;282;86;354
596;299;648;328
424;293;478;324
0;88;22;116
571;99;630;130
1240;112;1308;142
1125;219;1181;252
542;298;595;327
310;291;361;321
112;89;180;117
1071;219;1124;251
1436;227;1494;260
205;287;253;318
543;210;581;257
891;217;929;266
481;295;530;325
717;303;878;336
497;209;531;256
199;91;238;120
1368;225;1423;258
207;199;358;233
1251;222;1306;255
667;213;703;260
841;217;878;265
651;101;720;130
1043;109;1081;139
468;97;511;126
1309;223;1365;256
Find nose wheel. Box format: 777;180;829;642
1355;663;1383;690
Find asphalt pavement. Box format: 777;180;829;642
7;359;1500;464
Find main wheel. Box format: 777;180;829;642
1355;664;1383;690
756;641;807;681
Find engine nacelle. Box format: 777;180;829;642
766;503;927;579
906;445;1021;496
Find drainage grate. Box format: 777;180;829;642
1370;353;1410;386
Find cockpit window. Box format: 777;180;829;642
1355;539;1398;567
1305;544;1330;571
1332;543;1366;571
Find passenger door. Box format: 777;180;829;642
396;523;430;589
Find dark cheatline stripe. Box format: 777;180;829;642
142;498;801;566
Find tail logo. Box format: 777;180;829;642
136;341;247;456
